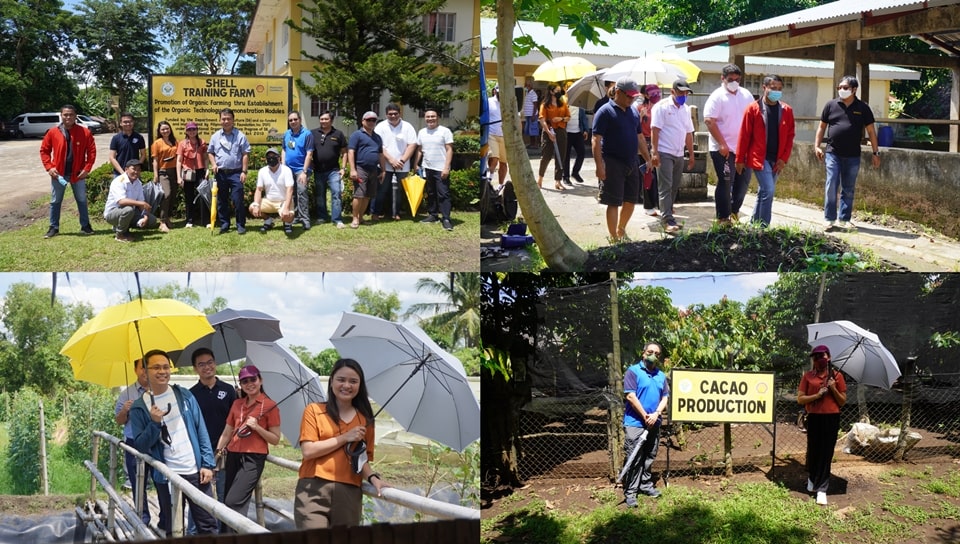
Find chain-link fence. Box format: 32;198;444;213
517;372;960;481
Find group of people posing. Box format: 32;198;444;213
515;64;880;242
39;104;456;241
114;349;388;536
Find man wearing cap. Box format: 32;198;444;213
374;103;418;220
104;159;160;242
347;111;386;229
282;111;314;231
129;350;218;536
651;80;696;234
249;147;295;235
591;77;650;243
703;64;755;225
189;348;236;506
415;108;455;230
207;108;251;234
798;345;847;506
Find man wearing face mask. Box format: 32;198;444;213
249;148;295;235
703;64;755;225
651;80;696;233
621;343;670;506
734;74;795;227
798;345;847;506
813;75;880;231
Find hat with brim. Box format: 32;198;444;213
615;77;641;98
125;159;142;168
673;79;693;93
810;345;830;356
265;147;280;157
238;364;260;380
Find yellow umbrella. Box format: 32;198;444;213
210;180;218;230
532;56;597;82
652;52;701;83
402;172;427;218
61;298;214;388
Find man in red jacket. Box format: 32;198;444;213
735;75;795;227
39;104;97;238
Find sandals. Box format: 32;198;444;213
350;221;360;229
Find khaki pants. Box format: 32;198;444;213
294;476;362;529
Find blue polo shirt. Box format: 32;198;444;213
282;127;314;173
208;128;251;170
110;131;146;173
623;362;669;429
348;129;383;169
592;100;641;164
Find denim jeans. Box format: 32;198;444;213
373;170;408;218
710;151;750;219
750;160;778;227
155;472;217;536
824;153;860;222
215;171;245;229
314;169;342;223
49;177;91;230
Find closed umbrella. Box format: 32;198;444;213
243;341;326;447
61;298;213;389
533;56;597;82
806;320;901;389
402;172;426;218
330;312;480;452
173;308;283;369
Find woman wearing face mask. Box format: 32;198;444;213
734;74;796;227
620;343;670;506
537;83;570;190
798;345;847;506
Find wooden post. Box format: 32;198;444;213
256;479;265;526
608;273;624;481
38;399;49;496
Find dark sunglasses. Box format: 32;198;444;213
317;133;326;145
239;376;258;385
812;352;829;359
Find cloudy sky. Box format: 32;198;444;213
630;272;779;308
0;272;451;354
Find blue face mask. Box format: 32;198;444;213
767;90;783;103
675;94;687;106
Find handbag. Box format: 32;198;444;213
183;168;196;183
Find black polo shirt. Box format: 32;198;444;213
820;97;875;157
190;378;237;444
311;127;348;171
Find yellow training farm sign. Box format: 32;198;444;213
149;75;293;145
670;369;775;424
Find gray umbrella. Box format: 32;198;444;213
617;428;649;485
173;308;283;369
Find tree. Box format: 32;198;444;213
289;0;475;125
72;0;163;113
352;286;401;321
140;283;202;309
404;273;480;348
0;283;93;395
0;0;76;117
203;296;229;315
160;0;257;75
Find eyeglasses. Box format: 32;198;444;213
363;118;377;122
239;377;258;385
288;118;300;123
194;360;216;367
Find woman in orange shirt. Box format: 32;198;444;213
150;121;179;232
176;121;208;228
538;83;571;190
798;345;847;506
294;358;390;529
215;365;281;532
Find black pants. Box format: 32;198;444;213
564;131;586;180
220;452;267;533
155;471;218;536
806;412;841;493
424;168;451;220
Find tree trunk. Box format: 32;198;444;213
495;0;587;270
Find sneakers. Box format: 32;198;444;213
421;215;440;223
644;208;658;217
261;218;275;233
80;225;94;235
284;223;293;236
644;489;662;498
115;232;134;242
335;221;345;229
219;226;230;235
838;220;854;229
185;222;194;228
300;220;311;231
236;225;247;235
823;220;835;231
816;491;828;505
807;479;814;492
442;218;453;231
572;173;584;183
44;227;59;239
664;219;682;234
624;496;638;508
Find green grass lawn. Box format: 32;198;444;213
0;201;479;271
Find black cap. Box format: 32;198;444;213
125;159;142;168
673;79;693;93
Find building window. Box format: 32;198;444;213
424;12;455;42
310;97;339;119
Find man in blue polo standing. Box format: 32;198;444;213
621;342;669;506
347;111;385;229
207;108;251;234
282;110;314;231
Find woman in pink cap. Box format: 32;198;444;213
215;364;281;532
798;345;847;506
176;121;208;227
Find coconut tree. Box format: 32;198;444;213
404;273;480;348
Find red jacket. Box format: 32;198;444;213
39;123;97;183
735;99;795;171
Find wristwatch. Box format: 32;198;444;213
872;151;880;156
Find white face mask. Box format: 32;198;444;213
838;88;853;99
725;80;740;93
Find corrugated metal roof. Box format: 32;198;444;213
680;0;960;48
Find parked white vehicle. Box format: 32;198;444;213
10;112;103;138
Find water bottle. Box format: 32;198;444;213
57;175;68;186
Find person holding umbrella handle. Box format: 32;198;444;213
798;345;847;506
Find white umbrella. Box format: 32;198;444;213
565;69;610;110
243;341;326;447
330;312;480;452
603;56;694;87
806;320;901;389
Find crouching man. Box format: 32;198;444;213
249;147;295;236
104;159;160;242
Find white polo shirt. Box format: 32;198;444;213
703;85;755;151
651;98;695;157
